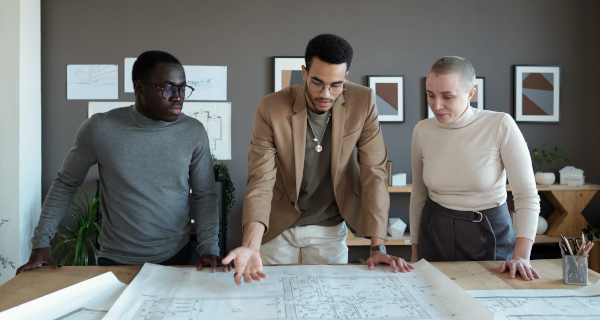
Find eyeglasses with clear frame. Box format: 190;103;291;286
307;81;346;95
136;80;195;99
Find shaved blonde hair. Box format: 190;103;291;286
428;56;476;92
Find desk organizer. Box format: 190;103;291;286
562;254;588;285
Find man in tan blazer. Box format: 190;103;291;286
223;34;413;286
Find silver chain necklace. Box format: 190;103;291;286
307;112;331;153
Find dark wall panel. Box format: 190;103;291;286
41;0;600;261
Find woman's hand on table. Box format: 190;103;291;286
499;257;540;281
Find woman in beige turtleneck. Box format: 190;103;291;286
410;56;540;281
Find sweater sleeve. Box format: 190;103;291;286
189;125;220;257
409;124;428;244
499;115;540;241
31;118;98;249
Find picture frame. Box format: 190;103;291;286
514;65;561;123
273;56;305;93
426;77;485;119
368;75;405;123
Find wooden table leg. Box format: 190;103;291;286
544;190;596;238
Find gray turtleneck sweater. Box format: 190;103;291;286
31;105;220;264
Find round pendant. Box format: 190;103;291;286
315;145;323;152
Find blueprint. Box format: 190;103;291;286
67;64;118;100
469;280;600;320
103;260;493;320
87;101;232;160
0;272;126;320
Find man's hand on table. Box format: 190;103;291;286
222;246;267;286
196;254;233;273
499;257;540;281
367;251;414;273
16;247;60;275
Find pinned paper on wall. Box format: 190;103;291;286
67;64;118;100
123;58;136;93
183;66;227;101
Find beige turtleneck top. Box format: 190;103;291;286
410;106;540;243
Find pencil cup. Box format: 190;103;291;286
562;254;588;285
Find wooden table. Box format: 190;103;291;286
1;260;599;312
348;183;600;271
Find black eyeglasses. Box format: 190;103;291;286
136;80;195;99
307;81;346;95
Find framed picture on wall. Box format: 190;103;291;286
368;76;404;123
514;65;561;123
426;77;485;119
273;56;305;93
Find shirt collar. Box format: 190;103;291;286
435;105;478;129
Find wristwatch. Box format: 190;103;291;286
370;244;386;254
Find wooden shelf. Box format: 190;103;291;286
347;232;597;246
388;183;599;193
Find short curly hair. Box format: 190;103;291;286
132;50;182;84
305;34;353;71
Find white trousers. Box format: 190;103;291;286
261;222;348;265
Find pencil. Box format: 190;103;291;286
584;242;595;256
565;239;574;255
560;244;565;255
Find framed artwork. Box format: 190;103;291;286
514;65;561;123
273;56;305;92
368;76;404;123
426;77;485;119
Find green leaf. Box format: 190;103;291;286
588;234;594;241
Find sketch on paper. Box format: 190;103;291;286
124;58;136;93
182;102;231;160
67;64;118;100
183;66;227;101
470;281;600;320
103;260;493;320
54;307;107;320
87;102;232;160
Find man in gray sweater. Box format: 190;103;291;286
17;51;231;272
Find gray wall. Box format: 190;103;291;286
41;0;600;262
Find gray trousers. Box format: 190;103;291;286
418;199;516;261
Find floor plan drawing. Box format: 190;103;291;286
182;102;232;160
104;261;493;320
469;281;600;320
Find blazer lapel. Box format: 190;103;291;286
330;93;346;188
291;84;307;201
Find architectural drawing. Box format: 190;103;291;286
54;308;107;320
67;64;118;100
182;102;232;160
183;65;227;101
104;261;493;320
87;102;232;160
469;281;600;320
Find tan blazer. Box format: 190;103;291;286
242;81;390;244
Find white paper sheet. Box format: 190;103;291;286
67;64;118;100
124;58;136;93
183;65;227;101
0;272;126;320
104;260;493;320
182;102;231;160
469;280;600;320
87;101;232;160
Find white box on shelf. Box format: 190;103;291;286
566;176;585;186
559;166;584;185
392;173;406;186
388;217;407;237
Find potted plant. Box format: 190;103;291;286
532;144;568;185
212;155;235;235
0;219;15;276
53;181;102;266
